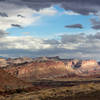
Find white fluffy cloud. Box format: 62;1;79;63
0;36;51;50
0;35;81;51
0;2;57;30
0;7;39;30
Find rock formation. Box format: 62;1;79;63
65;59;100;76
4;60;69;81
0;57;100;82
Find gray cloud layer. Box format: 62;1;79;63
20;0;100;15
91;19;100;30
0;33;100;60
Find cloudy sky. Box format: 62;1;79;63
0;0;100;60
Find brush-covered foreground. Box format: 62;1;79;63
1;79;100;100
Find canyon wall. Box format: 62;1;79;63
1;57;100;81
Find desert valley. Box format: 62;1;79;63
0;56;100;100
0;0;100;100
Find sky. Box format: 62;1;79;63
1;0;100;60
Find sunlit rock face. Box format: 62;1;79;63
63;59;100;77
1;57;100;81
4;60;69;81
0;58;8;68
78;60;100;76
80;60;98;67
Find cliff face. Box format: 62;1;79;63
5;60;69;81
2;57;100;81
65;60;98;69
65;60;100;76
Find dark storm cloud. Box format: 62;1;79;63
20;0;98;15
0;12;8;17
1;0;100;15
65;24;83;29
0;0;5;1
11;24;23;28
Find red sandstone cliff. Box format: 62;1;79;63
1;57;100;81
5;60;70;81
